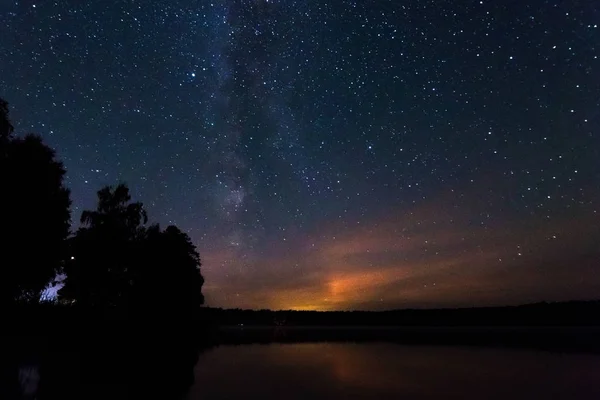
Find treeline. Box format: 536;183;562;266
0;98;203;322
1;98;206;399
201;300;600;327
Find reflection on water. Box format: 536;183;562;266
0;334;202;400
17;365;40;399
188;343;600;399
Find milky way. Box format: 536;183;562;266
1;0;599;309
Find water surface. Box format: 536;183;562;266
188;343;600;399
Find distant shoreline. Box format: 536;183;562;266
199;300;600;327
208;325;600;354
5;300;600;354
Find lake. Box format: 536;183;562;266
187;343;600;399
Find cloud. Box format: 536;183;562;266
201;184;600;310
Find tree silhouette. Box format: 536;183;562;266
80;184;148;236
0;98;14;140
60;184;147;308
60;184;204;318
0;98;71;305
134;224;205;318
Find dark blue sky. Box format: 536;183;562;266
1;0;599;310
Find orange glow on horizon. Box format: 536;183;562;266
200;187;600;311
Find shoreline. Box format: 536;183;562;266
209;325;600;354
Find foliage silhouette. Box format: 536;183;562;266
1;99;206;399
0;98;71;305
0;98;14;139
59;183;204;318
59;184;147;308
133;224;205;318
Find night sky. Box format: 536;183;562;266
1;0;599;310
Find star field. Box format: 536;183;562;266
1;0;599;310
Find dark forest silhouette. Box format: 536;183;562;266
0;98;71;306
0;98;206;399
200;300;600;328
58;184;204;318
0;98;204;315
